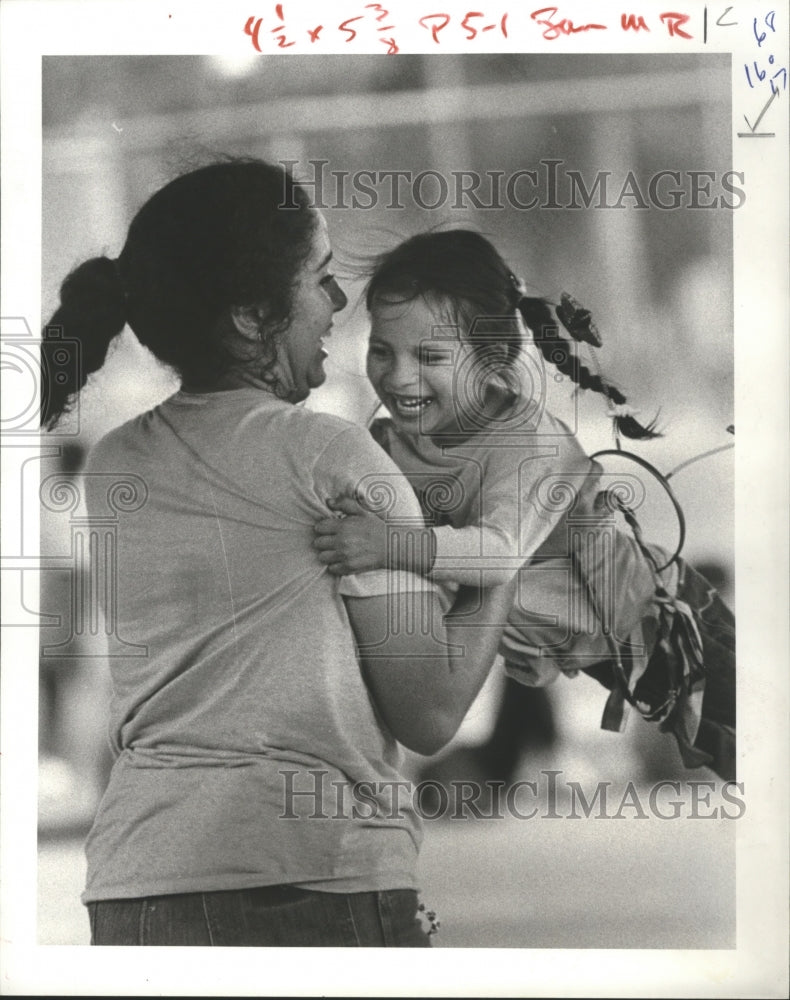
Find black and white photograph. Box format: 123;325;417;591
1;1;787;996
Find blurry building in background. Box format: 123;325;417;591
40;53;735;826
43;54;734;430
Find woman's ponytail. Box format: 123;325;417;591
41;256;127;429
516;294;661;442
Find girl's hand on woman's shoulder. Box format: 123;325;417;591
313;494;388;575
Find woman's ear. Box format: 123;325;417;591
229;304;267;341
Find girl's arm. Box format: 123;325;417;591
313;415;532;582
313;491;534;585
314;430;610;588
343;577;516;756
314;494;435;576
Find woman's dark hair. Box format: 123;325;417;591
365;229;659;440
41;159;316;429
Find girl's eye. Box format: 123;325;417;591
367;344;390;359
420;350;451;365
320;273;336;288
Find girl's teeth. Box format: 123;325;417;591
394;397;432;413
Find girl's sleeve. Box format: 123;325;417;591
431;507;524;585
430;445;582;587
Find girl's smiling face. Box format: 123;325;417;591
366;294;477;436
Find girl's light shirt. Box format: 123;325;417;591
371;402;677;676
372;407;590;584
82;388;435;902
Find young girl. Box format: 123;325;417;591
313;229;736;781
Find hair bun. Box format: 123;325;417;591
59;256;126;319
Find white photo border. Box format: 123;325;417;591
1;1;788;996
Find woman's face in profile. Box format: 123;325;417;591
277;212;348;402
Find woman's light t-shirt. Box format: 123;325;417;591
81;388;435;902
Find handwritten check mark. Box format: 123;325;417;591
738;86;779;138
112;122;123;133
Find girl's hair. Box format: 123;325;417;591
41;159;316;429
365;229;659;440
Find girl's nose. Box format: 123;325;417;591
386;356;420;390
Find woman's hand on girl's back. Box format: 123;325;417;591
313;494;388;575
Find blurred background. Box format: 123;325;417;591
39;53;736;947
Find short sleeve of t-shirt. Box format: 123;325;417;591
311;423;436;599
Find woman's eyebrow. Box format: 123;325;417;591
315;251;333;271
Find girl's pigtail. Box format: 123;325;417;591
515;293;661;442
41;256;128;430
608;408;662;442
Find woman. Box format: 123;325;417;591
41;160;513;946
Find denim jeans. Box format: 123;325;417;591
88;885;432;947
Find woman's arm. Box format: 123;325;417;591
343;577;516;756
313;424;514;753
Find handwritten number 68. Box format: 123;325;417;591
753;10;777;46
